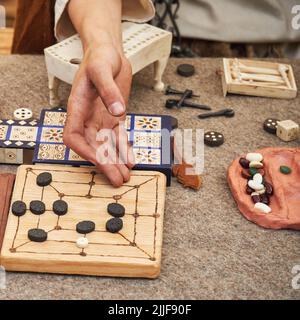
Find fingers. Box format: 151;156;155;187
98;164;125;187
95;128;131;187
64;131;97;165
114;125;135;169
87;63;126;117
64;80;98;165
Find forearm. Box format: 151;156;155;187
68;0;123;53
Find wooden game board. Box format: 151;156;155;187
0;165;166;278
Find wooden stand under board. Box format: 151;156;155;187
222;58;297;99
0;165;166;278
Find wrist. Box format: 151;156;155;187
82;26;123;53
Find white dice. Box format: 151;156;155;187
276;120;299;142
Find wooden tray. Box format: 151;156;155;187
222;58;297;99
0;165;166;278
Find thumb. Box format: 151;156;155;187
88;64;126;116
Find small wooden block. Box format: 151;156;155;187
222;58;297;99
276;120;300;142
0;165;166;278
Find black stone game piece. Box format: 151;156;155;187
76;221;95;234
107;203;125;218
12;201;27;217
177;64;195;77
106;218;123;233
204;131;224;147
29;200;46;215
36;172;52;187
53;200;68;216
28;228;47;242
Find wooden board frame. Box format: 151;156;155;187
222;58;297;99
0;165;166;278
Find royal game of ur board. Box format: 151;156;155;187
0;164;166;278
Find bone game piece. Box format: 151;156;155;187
13;108;33;121
278;65;292;89
276;120;299;142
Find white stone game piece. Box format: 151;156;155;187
276;120;300;142
76;237;89;249
44;22;173;106
254;202;272;214
13;108;33;121
249;161;263;169
248;180;265;191
246;153;263;162
253;173;263;184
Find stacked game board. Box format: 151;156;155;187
0;108;173;278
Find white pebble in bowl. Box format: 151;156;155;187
246;153;263;162
254;202;272;214
249;161;263;169
253;173;263;184
248;180;265;191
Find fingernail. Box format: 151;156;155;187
109;102;125;116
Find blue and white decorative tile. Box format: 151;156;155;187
0;125;8;140
40;127;64;143
9;126;38;142
134;116;161;131
37;144;66;161
68;149;85;162
43;111;67;126
125;115;132;130
133;148;161;165
133;131;161;148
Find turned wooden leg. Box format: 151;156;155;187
153;56;169;92
48;74;61;107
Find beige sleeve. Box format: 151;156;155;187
55;0;155;41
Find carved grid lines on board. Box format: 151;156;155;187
10;168;160;261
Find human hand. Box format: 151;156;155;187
64;43;135;187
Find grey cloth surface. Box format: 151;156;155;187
177;0;300;43
0;55;300;300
